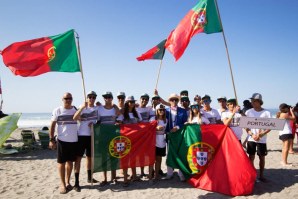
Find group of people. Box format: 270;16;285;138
48;90;298;194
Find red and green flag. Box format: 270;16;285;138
136;39;166;61
93;121;157;172
165;0;222;61
167;124;256;196
0;29;80;77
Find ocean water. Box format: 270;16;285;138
16;109;280;128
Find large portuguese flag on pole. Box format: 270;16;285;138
93;121;157;172
0;29;80;77
167;124;256;196
165;0;222;61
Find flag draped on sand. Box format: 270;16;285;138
93;121;157;172
0;113;21;147
165;0;222;61
167;124;256;196
0;29;80;77
136;39;166;61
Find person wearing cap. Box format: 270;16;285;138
151;94;161;109
116;92;126;110
73;91;99;191
277;103;295;166
165;93;188;181
97;91;123;186
150;104;167;181
217;96;228;116
245;93;271;182
188;102;210;125
180;90;188;97
49;92;78;194
201;95;222;124
137;93;155;178
180;96;191;117
221;99;242;142
122;95;142;186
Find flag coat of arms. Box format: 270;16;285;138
93;121;157;172
0;29;80;77
167;124;257;196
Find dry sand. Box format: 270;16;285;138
0;128;297;199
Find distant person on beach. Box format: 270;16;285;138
217;96;228;116
221;99;242;142
201;95;222;124
245;93;271;182
97;91;123;186
72;91;99;192
49;92;78;194
165;93;188;182
0;100;8;118
277;103;295;166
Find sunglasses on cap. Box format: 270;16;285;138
64;97;73;101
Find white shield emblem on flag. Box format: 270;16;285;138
196;151;208;166
116;142;125;152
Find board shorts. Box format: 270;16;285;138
247;141;267;156
156;147;166;157
76;136;92;157
57;139;77;163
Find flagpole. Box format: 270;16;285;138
214;0;238;103
74;31;87;102
155;60;163;90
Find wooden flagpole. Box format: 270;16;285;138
74;31;87;103
155;59;163;90
214;0;238;103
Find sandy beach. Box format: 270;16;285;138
0;128;297;199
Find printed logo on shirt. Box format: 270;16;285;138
81;110;98;121
187;142;215;174
57;114;77;125
109;136;131;158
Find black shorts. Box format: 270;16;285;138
247;141;267;156
156;147;166;157
57;139;77;163
76;136;92;157
279;134;294;141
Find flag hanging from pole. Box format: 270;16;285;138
0;29;80;77
167;124;256;196
165;0;222;61
136;39;166;61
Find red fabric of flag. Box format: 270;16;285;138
188;125;256;196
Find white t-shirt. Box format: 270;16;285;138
190;116;210;125
245;108;271;143
221;111;242;140
201;108;221;124
150;118;167;148
98;106;121;124
51;106;78;142
77;106;98;136
137;106;155;122
123;111;142;124
217;109;228;117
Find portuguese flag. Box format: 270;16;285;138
167;124;256;196
165;0;222;61
93;121;157;172
136;39;166;61
0;29;80;77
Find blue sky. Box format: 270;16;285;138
0;0;297;113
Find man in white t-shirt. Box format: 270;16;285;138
201;95;222;124
245;93;271;182
72;91;99;192
217;96;228;117
137;93;155;122
49;92;78;194
221;98;242;141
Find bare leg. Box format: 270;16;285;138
281;140;290;164
288;139;294;153
65;161;73;186
58;163;66;192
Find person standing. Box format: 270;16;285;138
201;95;222;124
277;103;295;166
165;93;188;181
217;96;228;116
221;99;242;142
245;93;271;182
49;92;78;194
72;91;99;192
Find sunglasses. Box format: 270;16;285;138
104;96;113;99
117;96;125;100
203;100;211;103
88;96;96;99
191;106;199;109
64;97;73;101
128;101;135;104
158;109;165;112
170;99;179;102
